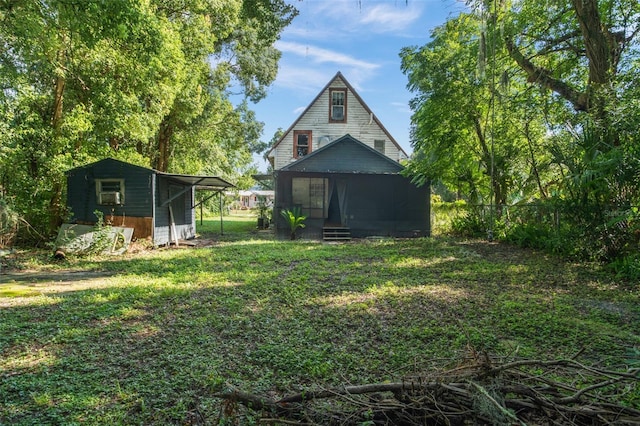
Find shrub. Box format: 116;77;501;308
0;197;19;247
280;207;306;240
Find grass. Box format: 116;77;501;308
0;215;638;424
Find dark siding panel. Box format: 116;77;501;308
67;158;153;222
67;159;203;245
275;171;430;239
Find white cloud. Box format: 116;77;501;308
391;101;412;114
297;1;423;34
273;65;328;92
358;4;422;33
276;41;379;71
273;41;381;94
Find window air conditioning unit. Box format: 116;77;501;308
99;191;122;205
318;136;331;147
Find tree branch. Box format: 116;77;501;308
505;36;589;111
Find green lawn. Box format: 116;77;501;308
0;216;638;424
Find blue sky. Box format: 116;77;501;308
248;0;466;171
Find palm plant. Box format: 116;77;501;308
280;207;306;240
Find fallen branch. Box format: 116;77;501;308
214;354;640;425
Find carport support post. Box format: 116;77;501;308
219;191;224;235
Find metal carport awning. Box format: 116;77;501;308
157;172;235;236
158;173;235;207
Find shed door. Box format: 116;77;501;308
169;185;187;225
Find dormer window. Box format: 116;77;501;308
293;130;312;158
329;88;347;122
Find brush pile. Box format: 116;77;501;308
216;351;640;425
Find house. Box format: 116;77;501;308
267;71;408;169
267;72;430;240
236;189;275;210
66;158;234;246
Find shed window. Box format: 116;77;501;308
96;179;124;205
292;177;328;218
293;130;312;158
329;89;347;122
374;139;385;154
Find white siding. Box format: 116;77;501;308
272;79;405;170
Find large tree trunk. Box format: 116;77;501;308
570;0;616;85
505;0;624;116
51;46;66;131
52;75;65;130
155;120;173;172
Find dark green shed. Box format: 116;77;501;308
274;135;430;240
66;158;234;245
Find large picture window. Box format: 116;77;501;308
293;130;312;158
329;88;347;122
292;177;328;218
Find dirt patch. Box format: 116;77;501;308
0;269;117;285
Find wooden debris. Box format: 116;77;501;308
215;353;640;425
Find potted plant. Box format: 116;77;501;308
280;207;306;240
256;196;271;229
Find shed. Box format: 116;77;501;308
66;158;234;246
274;135;430;240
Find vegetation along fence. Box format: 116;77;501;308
431;201;639;262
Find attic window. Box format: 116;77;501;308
96;179;124;205
374;139;385;154
293;130;312;158
329;89;347;122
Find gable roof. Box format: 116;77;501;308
279;134;404;174
266;71;408;159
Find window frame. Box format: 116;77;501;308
374;139;385;155
329;88;347;123
95;178;125;205
293;130;312;158
292;177;328;219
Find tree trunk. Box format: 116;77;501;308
52;75;65;130
472;115;503;209
524;122;547;199
156;120;173;172
48;180;64;234
506;0;624;121
570;0;614;85
51;45;66;131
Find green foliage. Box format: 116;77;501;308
0;0;298;241
431;199;467;235
54;211;126;256
86;211;119;255
0;197;19;247
403;3;640;273
256;196;271;220
280;207;306;240
0;233;637;424
438;197;640;278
